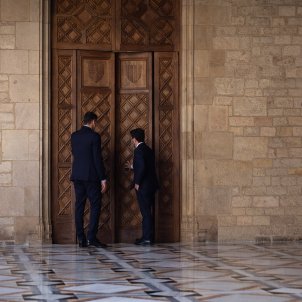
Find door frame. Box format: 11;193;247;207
115;52;153;242
49;1;181;243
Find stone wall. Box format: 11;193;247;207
0;0;49;243
2;0;302;244
181;0;302;242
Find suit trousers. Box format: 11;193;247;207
73;180;102;242
136;190;155;241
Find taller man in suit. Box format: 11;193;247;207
71;112;108;248
129;128;159;245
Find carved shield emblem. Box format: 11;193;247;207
88;61;105;83
126;63;142;83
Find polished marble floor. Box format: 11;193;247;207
0;242;302;301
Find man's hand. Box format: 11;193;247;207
101;180;108;193
135;184;139;191
124;160;133;171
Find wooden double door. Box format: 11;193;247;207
51;50;179;243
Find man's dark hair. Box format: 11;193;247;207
83;112;97;124
130;128;145;142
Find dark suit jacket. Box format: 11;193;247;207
70;126;106;182
133;142;159;194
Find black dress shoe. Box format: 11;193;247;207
87;240;107;248
135;238;152;246
78;239;87;248
135;238;143;244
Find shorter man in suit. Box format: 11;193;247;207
71;112;108;248
129;128;159;245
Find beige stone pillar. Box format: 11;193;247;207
41;0;51;243
0;0;51;243
181;0;196;241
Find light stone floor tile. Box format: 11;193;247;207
204;294;293;302
90;298;166;302
64;283;147;294
0;243;302;301
271;288;302;294
259;267;302;276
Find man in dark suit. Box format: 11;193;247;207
71;112;108;248
129;128;159;245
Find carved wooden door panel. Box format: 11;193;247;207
52;0;115;51
52;50;180;244
52;49;76;243
116;0;180;51
52;50;115;243
154;52;180;242
77;51;115;243
52;0;179;52
115;52;153;242
51;0;180;245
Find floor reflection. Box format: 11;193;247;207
0;242;301;301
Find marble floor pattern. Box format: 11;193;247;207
0;243;302;301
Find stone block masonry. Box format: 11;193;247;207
182;0;302;242
2;0;302;244
0;0;42;243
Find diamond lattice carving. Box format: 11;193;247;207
81;90;112;232
158;57;174;214
74;6;94;27
58;167;72;216
57;17;82;44
87;19;111;45
58;56;72;105
56;0;113;48
150;0;174;16
120;0;177;49
159;111;173;158
159;58;174;107
88;0;111;15
159;110;173;213
150;19;173;46
55;0;177;50
121;19;146;45
58;56;72;163
118;93;149;226
58;109;72;163
81;91;111;159
57;0;78;14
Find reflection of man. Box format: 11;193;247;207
71;112;108;248
129;128;159;245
